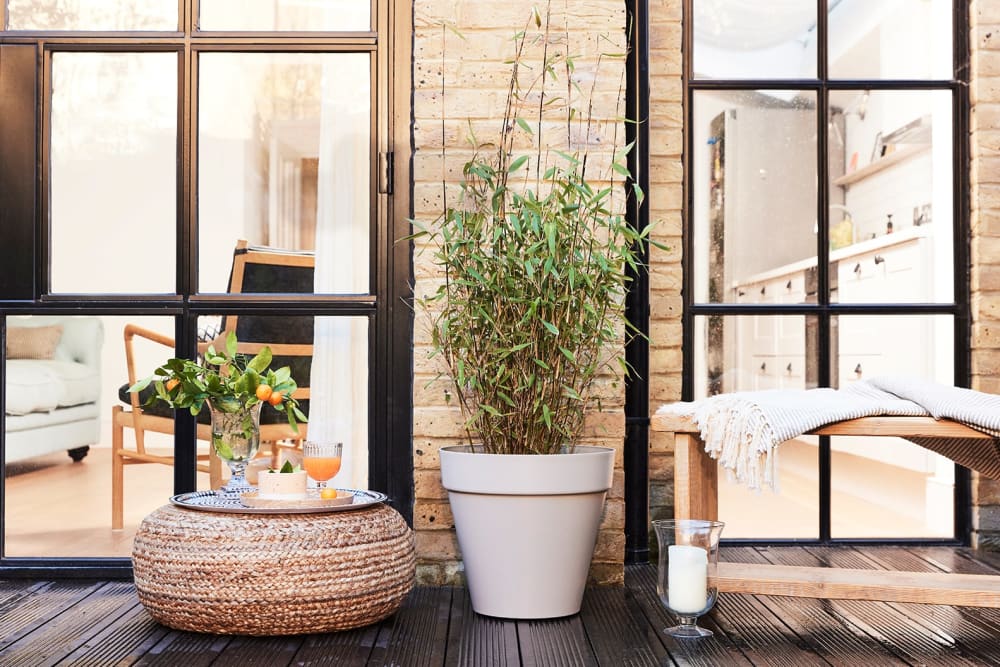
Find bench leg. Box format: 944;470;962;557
674;432;718;521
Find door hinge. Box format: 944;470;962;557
379;151;394;195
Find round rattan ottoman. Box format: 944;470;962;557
132;502;415;636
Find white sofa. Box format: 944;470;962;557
5;316;103;464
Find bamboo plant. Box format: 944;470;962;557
413;5;660;455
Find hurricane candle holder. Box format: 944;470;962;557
652;518;725;638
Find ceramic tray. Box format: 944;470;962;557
170;488;388;514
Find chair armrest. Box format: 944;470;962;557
123;324;176;411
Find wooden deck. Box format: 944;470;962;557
4;546;1000;666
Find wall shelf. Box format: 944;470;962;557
833;143;931;187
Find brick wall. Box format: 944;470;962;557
411;0;641;586
971;0;1000;549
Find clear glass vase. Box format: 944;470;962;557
207;398;262;495
652;518;725;638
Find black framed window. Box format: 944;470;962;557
683;0;969;543
0;0;411;573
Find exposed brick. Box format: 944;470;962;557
415;529;461;560
414;499;455;530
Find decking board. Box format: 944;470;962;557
0;548;998;665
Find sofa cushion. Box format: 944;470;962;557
6;360;101;416
6;325;62;360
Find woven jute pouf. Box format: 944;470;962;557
132;502;415;636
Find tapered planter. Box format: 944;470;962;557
440;445;615;619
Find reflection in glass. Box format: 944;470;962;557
197;314;369;492
198;53;370;294
7;0;177;30
695;313;818;539
829;0;952;80
50;53;177;294
833;314;953;538
693;0;816;79
829;90;952;303
199;0;369;32
4;315;183;558
692;90;817;304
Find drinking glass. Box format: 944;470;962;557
652;519;725;638
302;441;343;490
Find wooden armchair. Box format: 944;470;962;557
111;240;314;529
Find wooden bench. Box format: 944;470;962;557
651;412;1000;607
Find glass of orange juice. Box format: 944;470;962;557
302;441;343;491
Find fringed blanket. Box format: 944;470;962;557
657;377;1000;490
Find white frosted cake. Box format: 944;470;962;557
256;470;308;499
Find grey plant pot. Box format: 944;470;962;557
439;444;615;619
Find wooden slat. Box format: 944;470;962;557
367;586;451;667
133;631;234;666
0;581;137;667
625;563;754;666
792;547;987;667
715;561;1000;607
445;588;521;667
517;616;597;667
0;580;105;652
579;584;668;666
651;413;991;439
721;547;910;666
210;636;302;667
55;603;169;667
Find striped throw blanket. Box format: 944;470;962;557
658;376;1000;490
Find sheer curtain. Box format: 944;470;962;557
310;52;370;489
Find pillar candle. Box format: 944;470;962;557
667;544;708;614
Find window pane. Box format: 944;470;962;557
692;90;817;304
7;0;177;30
198;53;370;294
829;90;952;303
831;314;954;538
697;314;819;539
197;313;369;491
693;0;816;79
835;314;953;388
198;0;369;32
50;52;177;294
829;0;952;80
694;314;815;397
4;314;181;558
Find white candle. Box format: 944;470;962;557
667;544;708;614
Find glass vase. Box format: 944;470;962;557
207;398;262;495
652;519;725;638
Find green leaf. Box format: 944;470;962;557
516;117;534;134
225;330;238;358
248;346;273;373
280;460;295;473
541;320;559;336
507;155;529;173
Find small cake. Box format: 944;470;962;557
256;469;308;500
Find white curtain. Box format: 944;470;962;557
311;53;370;489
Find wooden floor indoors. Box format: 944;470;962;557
4;546;1000;665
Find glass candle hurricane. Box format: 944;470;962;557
652;519;725;638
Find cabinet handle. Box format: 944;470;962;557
854;363;863;377
785;280;792;290
760;285;766;295
853;263;861;274
737;289;745;297
760;362;767;372
786;363;793;374
874;255;885;265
